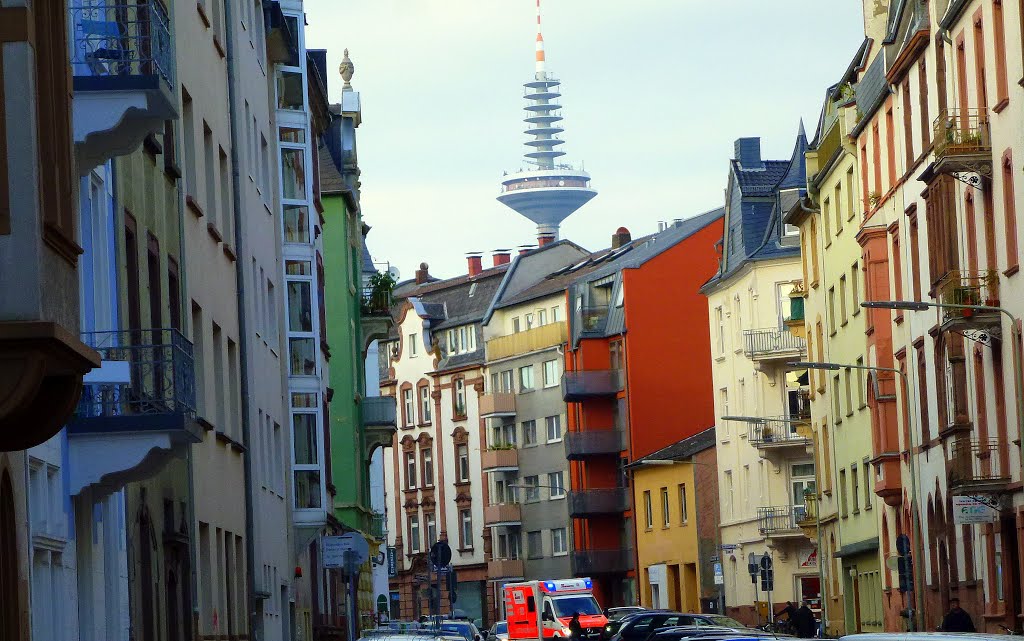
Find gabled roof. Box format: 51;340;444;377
628;427;716;467
318;145;347;195
731;160;792;196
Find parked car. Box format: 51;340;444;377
840;635;1013;641
648;629;781;641
438;621;483;641
607;607;648;621
489;622;509;641
612;613;756;641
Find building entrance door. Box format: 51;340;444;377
797;575;821;611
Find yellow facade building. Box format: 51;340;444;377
631;429;719;614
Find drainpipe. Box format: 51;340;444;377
222;2;260;639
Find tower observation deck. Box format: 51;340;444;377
497;0;597;243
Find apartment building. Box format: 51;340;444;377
701;132;817;625
630;428;721;614
786;43;884;634
563;217;723;609
848;0;1024;631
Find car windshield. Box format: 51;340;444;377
552;595;603;617
494;623;507;634
701;617;745;629
440;623;475;639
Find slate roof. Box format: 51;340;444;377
318;145;347;195
732;160;791;195
496;248;614;309
852;54;891;137
628;427;716;466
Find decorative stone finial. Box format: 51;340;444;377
339;48;355;90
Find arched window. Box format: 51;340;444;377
0;469;19;641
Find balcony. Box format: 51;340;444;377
578;306;610;337
568;488;630;517
742;327;806;366
572;549;634;576
480;392;516;418
562;370;623;402
264;1;298;64
368;512;387;540
487;557;525;579
482;447;519;473
68;329;201;499
796;494;818;536
70;0;178;172
935;270;1001;334
756;506;811;540
486;322;567;361
484;502;522;526
747;417;812;455
564;429;623;460
932;109;993;179
948;437;1011;495
360;287;394;353
362;395;397;455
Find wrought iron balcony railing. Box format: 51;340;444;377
362;396;397;427
567;488;630;517
361;286;392;316
747;417;811;448
949;437;1011;494
757;505;808;535
70;1;174;87
935;270;1001;328
74;329;195;425
562;370;623;401
572;549;634;575
742;328;806;360
933;108;992;162
564;429;623;459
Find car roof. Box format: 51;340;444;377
841;635;1013;641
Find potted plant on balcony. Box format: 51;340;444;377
363;270;396;315
951;285;980;318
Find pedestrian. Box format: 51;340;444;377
775;601;797;621
940;598;976;633
569;612;583;639
792;600;817;638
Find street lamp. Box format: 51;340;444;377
790;359;923;631
861;299;1024;448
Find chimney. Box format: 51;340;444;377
492;249;511;267
657;221;667;232
517;244;535;256
734;137;764;170
466;253;483;277
415;262;430;285
537;234;555;247
611;227;632;249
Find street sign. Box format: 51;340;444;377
953;496;997;524
323;533;370;570
747;553;758;583
759;553;773;570
387;547;398;578
721;544;738;554
713;562;724;585
429;541;452;571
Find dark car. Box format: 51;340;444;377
607;608;648;622
609;612;692;641
438;621;482;641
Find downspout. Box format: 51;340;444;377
222;2;260;639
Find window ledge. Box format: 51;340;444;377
993;97;1009;114
186;195;204;218
213;34;226;58
1004;264;1019;278
207;222;223;244
196;1;210;27
894;313;904;325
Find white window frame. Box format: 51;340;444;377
542;360;559;387
551;527;568;556
548;471;565;499
545;415;562;442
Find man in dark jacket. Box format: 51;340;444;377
792;601;817;638
940;598;976;632
775;601;797;622
568;613;583;639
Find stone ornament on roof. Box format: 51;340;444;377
339;48;354;90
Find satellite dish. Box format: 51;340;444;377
388;265;401;280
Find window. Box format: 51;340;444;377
833;375;842;424
839;275;848;325
492;422;517;447
408;334;418;357
219;148;232;242
851;464;860;512
426;513;437;546
846;168;856;222
993;0;1009;106
886;104;896;187
823;197;832;244
203;123;217;227
714;307;724;355
902;78;914;167
522;420;537;446
661;487;670;527
512;317;521;333
524;476;540;502
548;472;564;499
918;60;930;156
457;445;470;482
719;388;729;435
643;490;653;528
828;287;837;335
834;184;843;234
419;386;431;424
856;357;866;409
724;471;734;518
542;360;560;387
851;263;861;313
500;370;514;393
459;509;473;549
527;531;542;559
403;389;414;427
525;313;534;330
405;452;417;489
1003;151;1018;271
518;365;534;391
844;369;853;417
862;460;872;509
183;92;197;197
551;528;568;556
545;415;562;442
409;515;421;553
679;484;688;524
453;378;466;416
421;449;434;487
551;307;560;323
839;469;848;517
538;309;547;325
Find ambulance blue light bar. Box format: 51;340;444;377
539;578;593;593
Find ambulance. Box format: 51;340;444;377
503;578;608;641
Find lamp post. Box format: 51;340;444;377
789;359;923;632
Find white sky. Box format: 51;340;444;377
303;0;867;279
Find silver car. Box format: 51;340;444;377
489;621;509;641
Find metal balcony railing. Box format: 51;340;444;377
933;108;991;160
362;396;397;426
757;505;807;534
75;329;195;421
361;286;392;316
70;1;174;87
578;306;609;335
564;430;623;459
935;270;1001;326
572;549;634;575
562;370;623;401
567;488;630;517
747;417;811;447
368;512;387;539
742;327;806;359
949;437;1011;493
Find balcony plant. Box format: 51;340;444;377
362;270;396;315
488;442;516;451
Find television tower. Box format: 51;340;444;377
497;0;597;244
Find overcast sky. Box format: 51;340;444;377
304;1;867;280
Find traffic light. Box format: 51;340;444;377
760;567;774;592
447;567;458;605
897;554;914;593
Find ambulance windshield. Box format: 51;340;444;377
551;595;602;618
